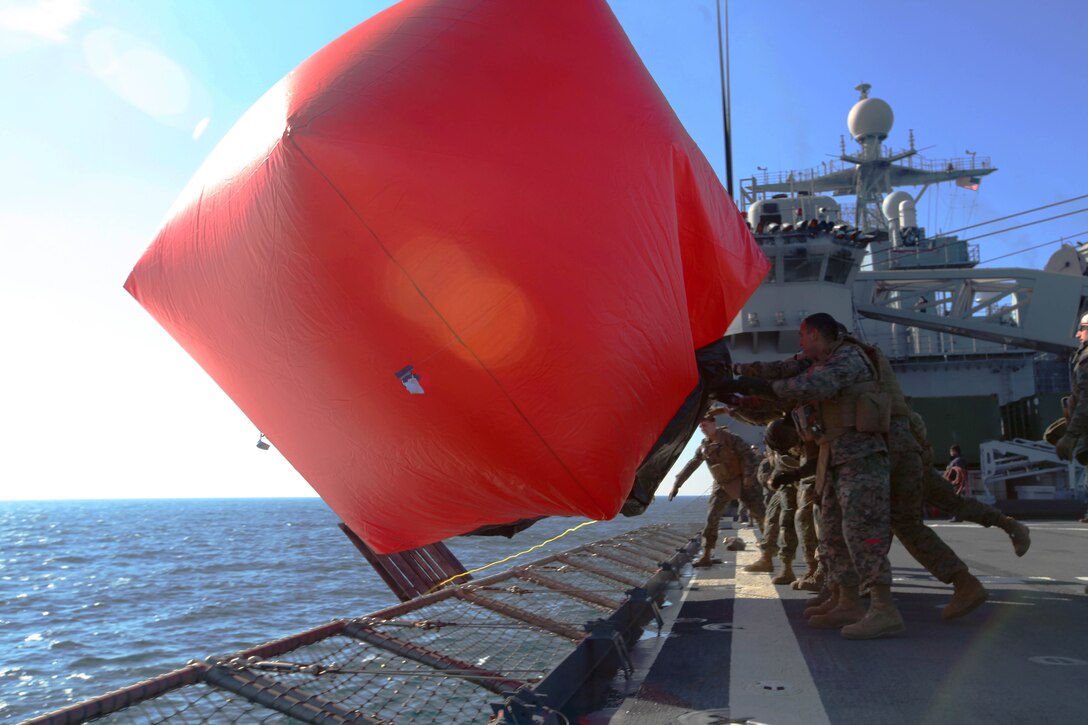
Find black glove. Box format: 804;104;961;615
715;376;774;399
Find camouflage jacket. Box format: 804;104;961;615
727;355;810;426
769;340;887;466
674;427;759;490
1067;342;1088;437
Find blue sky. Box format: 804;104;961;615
2;0;1086;501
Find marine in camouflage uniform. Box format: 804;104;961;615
724;313;902;639
760;461;794;571
671;416;765;567
770;339;890;591
732;357;821;587
757;415;824;584
1055;314;1088;469
1063;314;1088;592
793;476;821;588
908;413;1031;555
767;463;822;587
840;335;988;621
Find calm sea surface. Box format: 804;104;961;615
0;497;706;722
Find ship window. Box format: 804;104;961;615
783;251;821;282
757;201;782;225
824;251;854;284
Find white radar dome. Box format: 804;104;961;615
848;97;894;141
881;191;912;221
1044;244;1087;276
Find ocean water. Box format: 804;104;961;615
0;497;706;722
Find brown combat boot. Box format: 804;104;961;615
942;570;988;620
796;569;824;592
771;561;796;585
792;557;821;590
692;550;714;568
841;584;904;639
809;585;865;628
996;516;1031;557
743;551;774;573
803;585;837;618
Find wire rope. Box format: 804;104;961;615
428;520;599;592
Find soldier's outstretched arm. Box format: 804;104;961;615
670;453;704;500
771;345;871;401
734;355;811;380
720;396;792;426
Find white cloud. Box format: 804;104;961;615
83;27;191;118
192;117;209;140
0;0;89;42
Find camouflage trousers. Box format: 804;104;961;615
890;448;967;583
703;477;768;553
762;486;800;563
742;481;768;547
796;481;819;563
819;452;892;590
923;467;1006;528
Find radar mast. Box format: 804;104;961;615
739;84;997;270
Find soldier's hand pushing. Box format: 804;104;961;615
716;376;774;399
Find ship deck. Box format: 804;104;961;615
587;518;1088;724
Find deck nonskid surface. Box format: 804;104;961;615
593;519;1088;724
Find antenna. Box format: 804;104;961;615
715;0;734;197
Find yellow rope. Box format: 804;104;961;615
427;520;598;593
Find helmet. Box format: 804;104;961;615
764;417;799;452
706;403;728;419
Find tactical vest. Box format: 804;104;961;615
704;431;743;483
792;341;891;446
841;334;911;418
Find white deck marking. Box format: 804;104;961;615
728;529;831;725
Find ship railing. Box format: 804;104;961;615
745;167;827;187
867;242;980;270
20;523;700;725
860;328;1030;360
980;439;1088;501
741;154;991;193
904;155;993;173
740;166;851;202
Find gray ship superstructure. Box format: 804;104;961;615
727;84;1088;509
